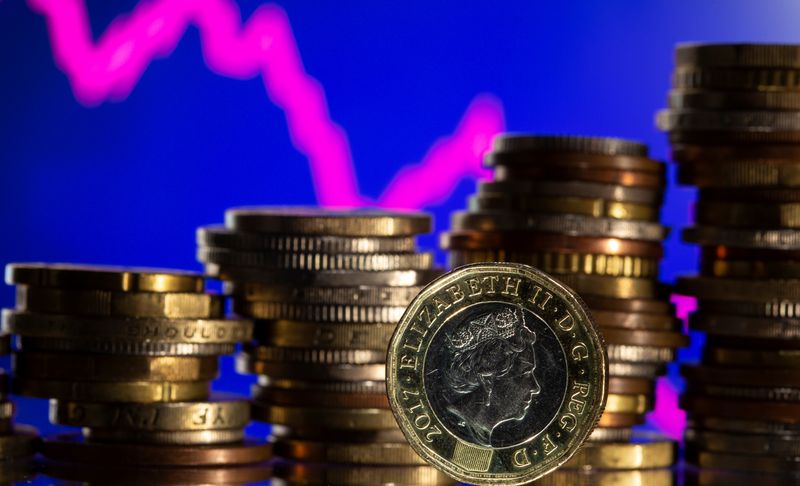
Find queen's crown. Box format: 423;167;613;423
447;306;521;352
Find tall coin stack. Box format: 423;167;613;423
658;43;800;482
4;264;273;485
441;135;685;483
197;208;456;486
0;333;37;484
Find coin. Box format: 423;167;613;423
254;387;390;408
696;200;800;228
690;313;800;340
41;433;272;465
275;439;427;465
449;213;667;241
678;276;800;300
0;427;39;459
681;395;800;422
252;403;398;430
16;336;235;356
587;427;634;443
592;310;679;331
51;397;249;430
206;264;441;287
596;412;644;428
448;250;659;278
4;311;252;343
687;449;800;473
535;469;675;486
253;320;396;350
256;378;386;394
12;352;219;381
552;274;657;299
602;329;686;348
608;377;654;395
491;135;648;157
561;436;675;469
678;162;800;188
199;247;434;271
233;300;407;322
687;429;800;456
486;151;662;172
670;90;800;111
83;427;245;445
236;358;386;381
442;232;663;257
682;364;800;387
197;225;417;253
606;344;675;364
387;263;607;485
226;282;422;306
12;378;209;402
39;460;273;485
690;417;800;435
607;362;665;379
14;287;223;318
243;345;385;365
469;194;657;221
492;165;664;189
673;66;800;91
603;393;650;414
5;263;204;293
225;207;431;236
477;181;661;204
274;463;456;486
704;347;800;367
675;43;800;68
683;226;800;250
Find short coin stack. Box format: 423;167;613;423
658;43;800;482
441;135;684;480
4;264;272;485
0;334;38;484
197;208;455;486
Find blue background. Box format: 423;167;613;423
3;0;800;435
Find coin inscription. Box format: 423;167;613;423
387;263;607;485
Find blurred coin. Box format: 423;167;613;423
477;180;661;204
236;358;385;382
684;226;800;250
206;264;441;287
233;300;407;322
83;427;245;445
274;463;455;486
6;263;203;293
687;429;800;456
254;320;395;350
675;43;800;68
227;282;422;306
682;395;800;422
443;232;663;256
492;135;648;157
40;461;273;485
254;387;390;409
449;250;659;278
243;345;385;365
199;247;433;271
275;439;427;465
561;436;675;469
492;165;664;188
486;151;662;172
16;336;235;356
253;404;397;430
670;90;800;111
704;347;800;367
13;378;209;402
469;194;657;221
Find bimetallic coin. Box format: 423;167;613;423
224;207;431;236
51;397;249;430
197;226;417;253
387;263;607;485
4;311;252;343
15;287;223;318
5;263;204;293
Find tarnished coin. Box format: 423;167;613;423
5;263;204;293
387;263;607;485
224;207;431;236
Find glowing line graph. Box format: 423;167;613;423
27;0;503;208
28;0;684;438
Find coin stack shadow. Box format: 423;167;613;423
441;135;685;482
0;333;37;483
658;43;800;482
197;208;456;486
4;264;272;485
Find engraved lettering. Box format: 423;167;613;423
568;381;590;415
501;277;521;296
432;296;451;316
481;275;499;294
402;336;423;353
559;413;577;432
556;312;574;331
445;284;466;304
399;354;418;371
512;448;532;468
400;388;420;401
541;434;558;455
571;342;588;361
424;425;443;442
466;278;482;297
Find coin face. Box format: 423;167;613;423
387;263;607;485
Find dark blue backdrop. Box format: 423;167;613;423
3;0;800;436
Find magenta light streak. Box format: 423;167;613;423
27;0;505;209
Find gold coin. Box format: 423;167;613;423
448;250;659;278
237;357;385;382
562;437;676;469
469;194;658;221
387;262;607;485
258;377;386;395
51;398;249;430
603;393;651;414
13;378;209;402
5;263;204;293
254;386;390;409
13;352;218;382
254;320;395;350
4;311;252;343
233;300;407;323
252;403;398;430
206;264;442;287
534;469;675;486
274;463;455;486
275;439;427;465
15;287;222;318
477;181;661;204
606;344;675;364
16;336;235;356
224;207;432;236
552;274;656;299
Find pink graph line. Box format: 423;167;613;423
27;0;504;209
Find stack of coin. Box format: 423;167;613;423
4;264;272;484
441;135;684;477
0;334;38;484
197;208;454;486
658;43;800;482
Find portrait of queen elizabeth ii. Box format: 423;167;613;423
426;304;543;448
